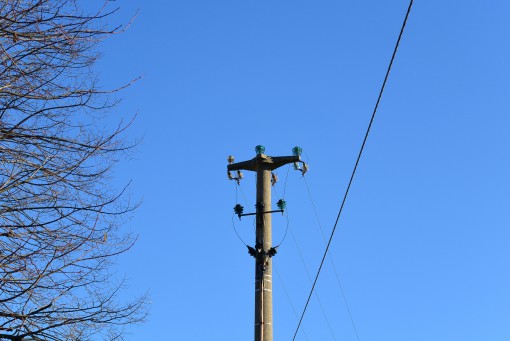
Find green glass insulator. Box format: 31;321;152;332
234;204;244;216
276;199;287;211
292;146;302;156
255;145;266;155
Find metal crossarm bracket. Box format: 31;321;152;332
247;245;278;259
239;209;284;217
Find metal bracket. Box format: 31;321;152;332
238;209;284;217
247;244;278;259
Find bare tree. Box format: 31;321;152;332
0;1;146;340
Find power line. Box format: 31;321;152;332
303;176;361;341
274;162;336;338
271;176;291;247
274;264;311;341
288;210;337;340
292;1;414;339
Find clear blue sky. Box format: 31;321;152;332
94;1;510;340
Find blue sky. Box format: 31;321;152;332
93;1;510;340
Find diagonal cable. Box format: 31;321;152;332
303;176;361;341
292;1;414;339
288;211;337;340
274;264;311;341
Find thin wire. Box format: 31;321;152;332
231;182;247;246
274;264;310;341
274;211;290;247
282;164;291;199
232;214;248;246
272;172;283;199
271;177;290;247
235;181;257;233
288;211;337;340
304;176;361;341
293;1;414;339
303;151;312;165
233;181;255;245
237;182;250;206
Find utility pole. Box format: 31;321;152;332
228;145;307;341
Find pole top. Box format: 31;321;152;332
227;153;300;172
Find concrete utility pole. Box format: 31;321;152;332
228;146;305;341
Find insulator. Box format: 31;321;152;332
302;162;309;175
237;170;244;179
255;145;266;155
293;162;300;170
276;199;287;211
234;204;244;217
227;171;233;180
292;146;302;156
227;155;235;164
267;247;278;257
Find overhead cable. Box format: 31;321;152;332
292;1;414;339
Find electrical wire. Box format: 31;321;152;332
274;211;290;247
292;1;414;339
288;210;337;340
232;214;248;246
236;181;250;206
271;177;292;247
231;183;249;246
303;176;361;341
233;180;256;237
274;264;310;341
282;164;291;199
